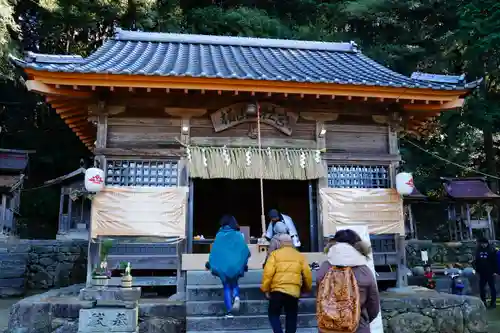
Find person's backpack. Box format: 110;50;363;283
316;266;361;332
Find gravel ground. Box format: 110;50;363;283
486;301;500;333
0;298;22;331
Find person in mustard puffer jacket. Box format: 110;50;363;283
261;234;313;333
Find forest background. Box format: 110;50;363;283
0;0;498;238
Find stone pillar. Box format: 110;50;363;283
78;286;141;333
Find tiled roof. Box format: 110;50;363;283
442;177;499;200
404;187;427;200
12;28;481;91
0;175;21;190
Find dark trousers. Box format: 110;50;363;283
268;291;299;333
479;274;497;305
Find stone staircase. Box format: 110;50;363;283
186;269;318;332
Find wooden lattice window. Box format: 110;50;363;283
105;159;178;187
327;164;390;189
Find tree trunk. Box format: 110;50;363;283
484;124;498;193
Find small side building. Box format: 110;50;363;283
443;177;498;241
44;167;90;240
0;149;33;236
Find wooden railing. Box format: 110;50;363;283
89;237;186;291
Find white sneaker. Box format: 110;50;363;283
225;313;234;318
232;296;241;313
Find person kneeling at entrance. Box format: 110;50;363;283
265;209;301;248
316;229;380;333
261;234;312;333
206;215;250;318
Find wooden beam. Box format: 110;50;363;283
59;109;86;119
301;112;339;122
51;101;88;109
54;105;85;114
88;104;126;115
93;147;184;158
65;116;87;124
27;71;468;101
25;80;92;98
323;153;401;164
164;107;207;118
190;137;317;149
68;121;88;129
403;99;464;111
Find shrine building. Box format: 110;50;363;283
12;28;480;288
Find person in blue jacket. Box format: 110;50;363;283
205;215;250;317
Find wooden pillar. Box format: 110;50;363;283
178;117;191;187
96;114;108;148
466;203;473;239
387;125;399;187
58;188;65;234
386;123;407;287
457;205;463;240
0;194;6;232
396;234;408;287
485;205;495;240
67;195;73;230
407;204;415;239
187;180;194;253
315;120;327;250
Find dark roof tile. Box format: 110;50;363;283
404;187;427;200
12;29;481;90
442;177;499;200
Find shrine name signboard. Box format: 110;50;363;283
210;102;298;135
78;308;138;332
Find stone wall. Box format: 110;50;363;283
381;288;487;333
0;240;87;297
405;240;500;267
5;286;487;333
7;285;185;333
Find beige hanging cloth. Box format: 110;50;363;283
90;186;188;238
319;188;404;236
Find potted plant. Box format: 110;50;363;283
120;262;133;288
91;239;113;287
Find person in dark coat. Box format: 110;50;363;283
474;237;498;308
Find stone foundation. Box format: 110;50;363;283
381;287;487;333
6;285;185;333
5;285;488;333
0;240;87;297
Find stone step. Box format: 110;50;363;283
187;313;316;331
186;298;316;316
188;328;318;333
187;284;316;301
186;269;319;286
108;276;177;287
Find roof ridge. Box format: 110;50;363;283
113;28;358;53
24;51;83;64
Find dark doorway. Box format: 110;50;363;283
192;179;313;251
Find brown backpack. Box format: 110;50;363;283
316;266;361;332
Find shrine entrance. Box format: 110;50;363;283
191;178;316;252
